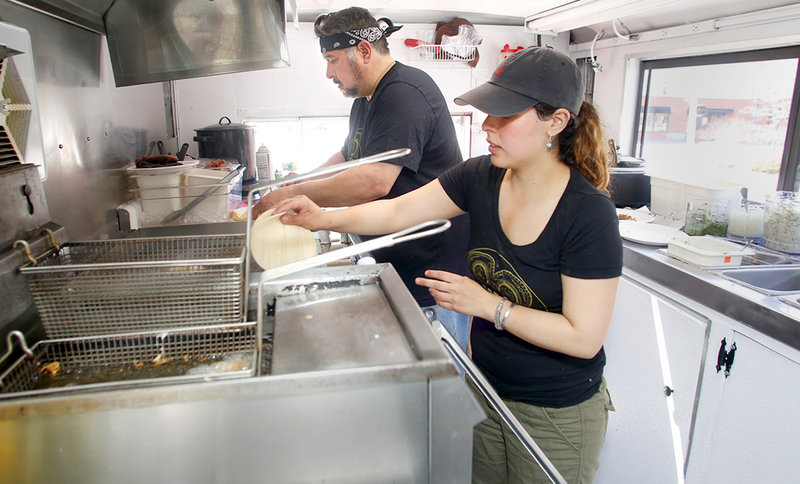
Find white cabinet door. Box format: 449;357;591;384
596;277;708;484
686;330;800;483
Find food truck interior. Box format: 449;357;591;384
2;0;800;482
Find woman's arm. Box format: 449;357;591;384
418;272;619;359
274;179;465;235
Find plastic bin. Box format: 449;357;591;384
668;236;753;267
130;172;183;220
182;168;235;221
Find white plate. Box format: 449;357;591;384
619;222;688;246
617;208;655;223
127;161;197;175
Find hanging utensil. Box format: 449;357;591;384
176;143;190;161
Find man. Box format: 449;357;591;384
253;7;470;349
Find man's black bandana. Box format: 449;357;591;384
317;16;403;53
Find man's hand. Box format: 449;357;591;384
253;188;293;219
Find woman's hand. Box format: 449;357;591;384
271;195;331;232
253;188;293;219
416;270;495;319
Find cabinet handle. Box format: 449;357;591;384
716;337;728;373
723;342;737;378
715;337;737;378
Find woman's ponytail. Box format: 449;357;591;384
570;101;610;192
547;101;610;192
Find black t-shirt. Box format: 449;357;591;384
439;155;623;407
343;62;468;306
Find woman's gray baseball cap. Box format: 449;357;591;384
454;47;583;117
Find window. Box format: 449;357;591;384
633;47;800;202
252;117;350;175
251;114;473;176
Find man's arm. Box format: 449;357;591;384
317;151;345;169
254;160;402;217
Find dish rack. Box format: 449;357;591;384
411;43;477;62
5;234;257;397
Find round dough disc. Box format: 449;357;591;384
250;209;317;270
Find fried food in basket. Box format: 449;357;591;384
135;155;180;168
40;361;61;376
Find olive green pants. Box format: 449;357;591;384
469;378;614;484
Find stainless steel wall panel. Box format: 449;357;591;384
1;1;170;240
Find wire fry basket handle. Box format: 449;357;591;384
13;240;37;266
0;330;33;368
41;228;60;253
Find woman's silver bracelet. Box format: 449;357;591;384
494;297;508;331
500;302;516;330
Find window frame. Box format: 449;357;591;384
632;46;800;191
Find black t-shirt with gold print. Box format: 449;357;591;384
344;62;468;307
439;155;623;407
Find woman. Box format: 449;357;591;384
273;47;622;483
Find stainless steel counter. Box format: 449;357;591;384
623;242;800;351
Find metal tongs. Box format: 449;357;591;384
432;321;568;484
259;219;451;282
247;147;411;196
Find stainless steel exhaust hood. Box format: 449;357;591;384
11;0;290;87
105;0;290;86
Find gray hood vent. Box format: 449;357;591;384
105;0;289;86
11;0;290;87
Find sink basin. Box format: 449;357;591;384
711;266;800;295
743;252;792;265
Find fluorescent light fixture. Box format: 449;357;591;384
525;0;670;34
714;4;800;30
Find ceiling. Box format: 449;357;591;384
10;0;800;42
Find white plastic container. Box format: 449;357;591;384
130;172;183;221
182;168;234;222
667;236;753;267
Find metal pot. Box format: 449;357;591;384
194;116;258;185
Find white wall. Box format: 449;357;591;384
173;22;552;160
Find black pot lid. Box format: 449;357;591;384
196;116;252;131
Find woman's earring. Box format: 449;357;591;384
546;135;553;150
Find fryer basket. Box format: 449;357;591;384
0;323;258;398
20;235;246;338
